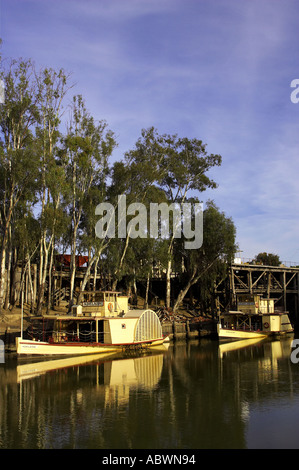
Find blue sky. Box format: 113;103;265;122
1;0;299;263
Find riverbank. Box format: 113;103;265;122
0;303;71;334
0;304;71;352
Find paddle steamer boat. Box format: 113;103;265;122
16;291;168;356
217;295;293;341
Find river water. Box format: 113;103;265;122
1;335;299;450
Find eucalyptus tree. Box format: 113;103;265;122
106;128;168;291
156;134;222;307
63;95;116;307
78;182;109;292
34;66;71;314
107;163;168;293
103;128;222;306
0;58;40;311
172;201;237;312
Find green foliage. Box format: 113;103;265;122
254;252;281;266
172;201;237;310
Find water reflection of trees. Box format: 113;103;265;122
0;338;298;449
0;352;165;448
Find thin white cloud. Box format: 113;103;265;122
71;0;178;20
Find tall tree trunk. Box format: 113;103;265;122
47;240;55;313
36;236;53;314
93;254;100;292
4;226;12;309
166;259;172;309
69;157;78;309
0;195;14;311
145;271;150;307
173;267;197;313
69;214;81;308
27;255;34;312
10;248;18;307
0;248;7;312
69;236;77;309
37;179;46;314
173;259;219;312
77;243;107;305
112;229;131;291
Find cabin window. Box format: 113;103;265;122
82;292;104;306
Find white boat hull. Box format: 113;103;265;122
16;337;166;356
217;326;267;340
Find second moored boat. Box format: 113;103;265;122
217;295;293;341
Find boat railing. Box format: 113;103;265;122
221;320;262;332
27;328;107;344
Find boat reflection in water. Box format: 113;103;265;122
218;334;294;361
17;345;169;406
218;337;267;358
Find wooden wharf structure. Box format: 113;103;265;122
215;262;299;328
